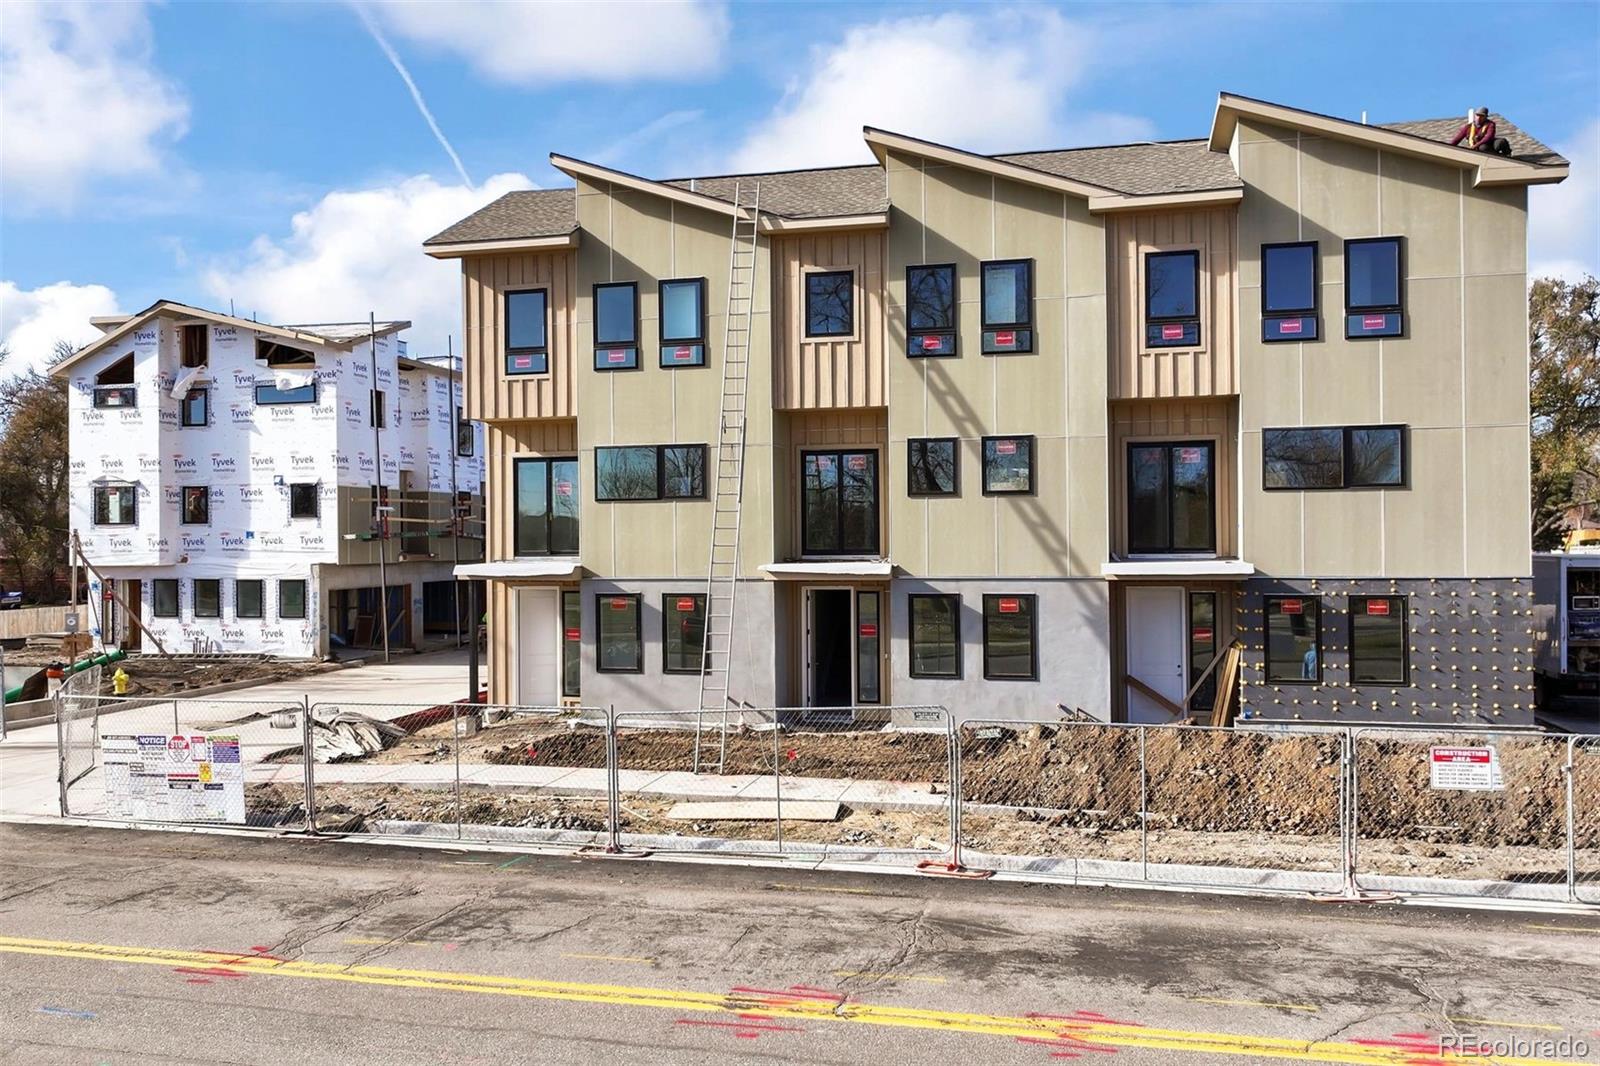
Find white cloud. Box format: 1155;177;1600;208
202;172;534;358
0;280;121;377
0;0;189;210
729;8;1152;172
365;0;728;86
1529;119;1600;283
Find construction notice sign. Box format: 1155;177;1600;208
102;733;246;823
1428;746;1504;791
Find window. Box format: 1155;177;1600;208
505;289;549;375
662;594;706;674
561;591;582;698
801;450;879;555
279;579;307;619
455;409;473;456
1128;442;1215;554
981;259;1032;353
981;436;1034;495
659;278;707;366
255;380;316;405
181;486;209;525
1350;596;1409;685
983;594;1038;681
594;445;704;502
289;482;318;519
907;438;958;496
181;323;208;367
1145;250;1201;348
180;388;208;427
1188;592;1219;715
907;264;956;356
194;579;221;619
856;591;881;704
257;340;314;366
593;282;639;369
1261;241;1320;342
153;579;179;618
370;389;386;428
237;579;264;619
1264;595;1321;683
909;594;961;678
596;593;642;673
93;485;137;526
1344;237;1404;337
94;354;135;408
804;270;854;337
513;457;580;555
1262;425;1406;490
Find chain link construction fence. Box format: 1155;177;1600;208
48;690;1600;905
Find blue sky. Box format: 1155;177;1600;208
2;0;1597;374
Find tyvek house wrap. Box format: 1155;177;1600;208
67;319;482;658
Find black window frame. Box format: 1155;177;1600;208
907;437;959;497
1264;594;1322;684
1126;440;1217;555
856;590;881;704
1261;424;1408;491
279;579;307;619
92;384;137;409
799;448;880;556
505;287;550;375
661;593;707;675
513;456;581;556
254;380;317;406
908;593;962;680
561;590;582;698
593;281;640;370
980;258;1034;354
593;445;706;502
180;485;210;526
1144;249;1202;348
1349;595;1410;686
369;388;386;429
982;593;1039;682
93;484;138;526
153;578;179;619
455;408;474;457
906;263;957;357
193;578;221;619
1260;240;1320;343
180;387;208;427
658;277;708;367
980;435;1036;496
595;593;643;674
1343;236;1405;338
289;482;319;519
803;269;855;338
236;579;265;619
1187;590;1220;715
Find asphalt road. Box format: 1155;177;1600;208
1;824;1597;1065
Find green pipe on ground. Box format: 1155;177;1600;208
3;647;125;703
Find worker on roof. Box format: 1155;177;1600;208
1450;107;1512;156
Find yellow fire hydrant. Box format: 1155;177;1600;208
112;666;130;696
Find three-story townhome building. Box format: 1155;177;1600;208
431;93;1567;727
57;301;485;658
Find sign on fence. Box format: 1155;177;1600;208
1428;746;1505;791
102;733;246;823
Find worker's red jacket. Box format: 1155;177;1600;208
1451;120;1497;149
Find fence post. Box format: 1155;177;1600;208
172;698;180;737
1567;735;1578;904
301;696;317;833
1342;729;1358;897
54;691;69;818
453;700;463;843
605;705;621;854
1138;726;1149;880
948;711;960;863
773;709;783;855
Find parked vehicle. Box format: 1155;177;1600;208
1532;547;1600;716
0;590;22;610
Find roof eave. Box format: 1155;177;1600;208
863;126;1114;200
551;153;748;219
423;232;581;259
1088;187;1244;214
759;212;889;233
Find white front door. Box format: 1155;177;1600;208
1125;585;1186;723
515;588;559;706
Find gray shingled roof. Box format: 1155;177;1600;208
1380;114;1567;167
662;165;887;218
997;139;1241;196
423;188;576;245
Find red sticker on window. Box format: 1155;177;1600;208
606;350;628;363
859;623;877;638
994;330;1015;346
998;598;1021;614
1362;315;1387;330
1366;600;1391;616
609;597;630;610
1192;626;1213;642
920;335;943;350
1280;599;1303;615
1277;319;1303;335
847;455;867;470
995;440;1017;455
1161;324;1185;340
564;627;580;641
675;597;696;612
1179;447;1203;463
512;355;533;369
674;346;692;359
555;480;572;496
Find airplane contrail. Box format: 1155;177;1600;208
352;3;474;188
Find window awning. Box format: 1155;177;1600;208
759;560;894;580
1102;558;1256;579
453;560;583;580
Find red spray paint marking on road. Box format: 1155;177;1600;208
173;966;247;979
728;984;845;1007
675;1017;805;1040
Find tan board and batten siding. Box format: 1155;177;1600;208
1109;399;1238;558
483;420;578;562
461;252;577;421
773;232;886;409
1108;208;1238;399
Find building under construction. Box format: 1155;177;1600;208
54;300;485;658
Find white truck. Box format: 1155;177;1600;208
1533;543;1600;718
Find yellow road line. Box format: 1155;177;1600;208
833;970;947;984
1446;1017;1564;1032
0;935;1586;1066
1190;997;1320;1013
561;953;654;964
1523;924;1598;934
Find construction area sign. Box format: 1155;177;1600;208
102;733;246;823
1428;746;1504;791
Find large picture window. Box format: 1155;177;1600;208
1345;237;1404;338
983;594;1038;681
505;288;549;375
1264;595;1320;683
907;438;958;496
594;445;705;502
1145;249;1201;348
561;591;582;698
1262;425;1406;490
980;259;1032;353
1128;441;1215;554
1350;595;1409;685
594;282;639;369
981;436;1034;495
662;594;706;674
805;270;854;337
801;450;878;555
596;593;642;673
907;264;956;356
909;594;960;678
514;457;580;555
93;485;137;526
1261;241;1319;342
659;278;707;367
